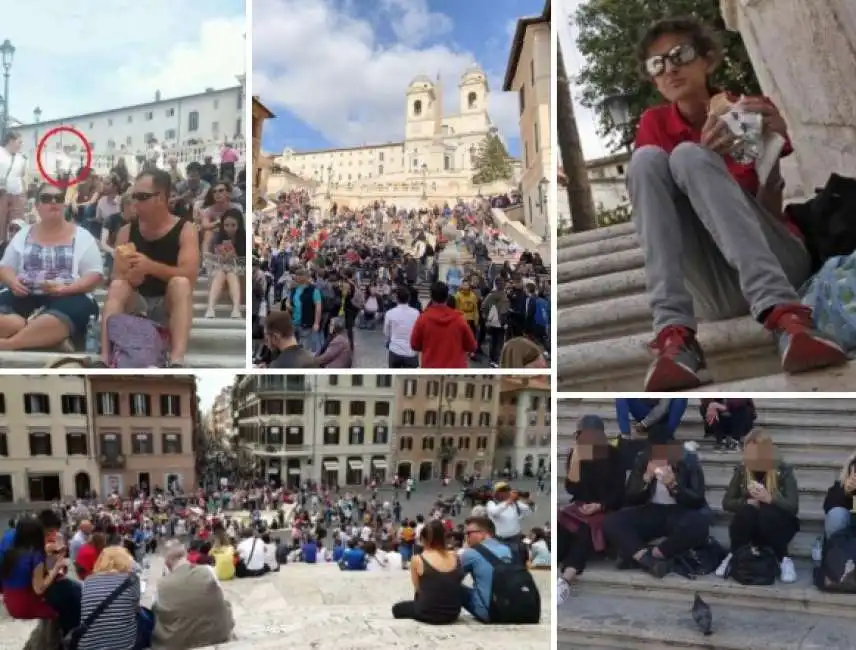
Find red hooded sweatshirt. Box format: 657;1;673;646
410;304;477;368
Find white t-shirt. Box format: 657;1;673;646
360;525;373;542
237;537;266;571
263;542;278;571
366;551;388;572
0;148;26;195
383;305;420;357
385;551;403;571
486;499;531;538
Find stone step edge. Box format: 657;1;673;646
557;267;646;308
557;221;636;249
556;233;639;265
0;351;244;367
557;247;643;283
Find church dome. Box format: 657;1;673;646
461;65;485;82
409;74;434;89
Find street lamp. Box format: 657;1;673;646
535;177;550;241
326;164;333;200
602;93;633;154
421;163;427;199
0;40;14;140
33;106;41;152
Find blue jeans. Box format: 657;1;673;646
460;585;488;623
825;507;853;538
0;291;98;346
296;326;323;354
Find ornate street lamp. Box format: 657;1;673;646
326;163;333;200
33;105;42;152
536;177;550;241
421;163;427;199
601;93;633;154
0;40;14;140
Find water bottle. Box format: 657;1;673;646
84;316;100;355
812;536;823;564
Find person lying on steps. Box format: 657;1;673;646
629;16;846;391
100;169;199;368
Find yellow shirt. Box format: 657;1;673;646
455;290;479;324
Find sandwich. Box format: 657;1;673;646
116;243;137;257
709;92;732;117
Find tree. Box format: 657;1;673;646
471;131;513;184
574;0;761;149
557;39;598;232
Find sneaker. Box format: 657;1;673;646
764;304;847;374
557;578;572;605
644;325;712;391
715;552;732;578
636;549;670;579
780;556;797;583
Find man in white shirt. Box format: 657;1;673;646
384;285;420;368
0;132;26;242
235;531;268;577
486;482;532;566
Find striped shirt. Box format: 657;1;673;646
79;573;140;650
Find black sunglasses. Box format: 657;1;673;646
131;191;159;202
39;193;64;204
645;43;699;77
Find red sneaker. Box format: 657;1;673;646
763;304;847;373
644;325;711;392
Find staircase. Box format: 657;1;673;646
556;222;856;390
0;275;245;368
557;398;856;649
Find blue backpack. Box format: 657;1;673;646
534;296;549;328
800;251;856;354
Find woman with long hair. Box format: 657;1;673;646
822;451;856;540
198;180;242;258
204;208;245;319
721;428;800;582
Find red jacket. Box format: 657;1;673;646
410;304;477;368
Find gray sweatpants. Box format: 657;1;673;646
628;143;810;332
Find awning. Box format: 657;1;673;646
347;460;363;470
323;461;339;471
371;460;387;469
267;467;278;474
288;468;301;476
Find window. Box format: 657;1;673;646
132;432;154;455
97;392;119;415
29;432;52;456
0;474;11;502
285;426;304;445
413;100;422;116
212;121;220;135
235;118;242;137
24;393;50;414
530;58;535;86
349;426;364;445
403;380;416;397
349;401;366;416
145;111;153;121
399;436;413;451
324;400;341;416
61;394;87;415
165;129;176;140
379;152;384;161
188;111;199;132
424;410;437;426
373;424;388;445
160;395;181;417
461;412;473;427
481;385;493;401
166;108;175;117
476;436;488;450
351;375;363;387
534;120;540;153
468;91;477;109
329;376;339;386
65;432;87;456
126;136;132;146
426;381;439;398
479;412;491;427
378;164;383;176
518;86;525;114
127;115;133;123
401;410;415;426
375;376;392;388
107;139;116;150
323;425;340;445
442;411;455;427
285;399;304;415
130;393;151;416
445;382;457;399
260;399;283;415
441;436;455;449
100;433;122;457
464;383;475;399
422;437;435;451
444;155;451;171
162;433;182;454
0;431;7;456
458;436;470;450
213;99;220;109
108;118;113;126
374;401;390;417
530;396;541;411
266;427;283;445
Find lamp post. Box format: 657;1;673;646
602;93;633;154
421;163;427;199
33;105;41;154
0;40;14;141
326;164;332;200
536;177;550;241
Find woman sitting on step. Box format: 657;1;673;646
719;428;800;583
822;451;856;539
557;415;625;605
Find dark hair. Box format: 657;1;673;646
261;533;271;544
136;168;173;199
430;281;449;304
216;208;246;252
38;509;62;531
530;527;546;543
364;541;377;556
3;518;46;579
2;131;20;146
186;161;202;174
420;520;447;551
396;285;410;304
635;16;722;79
464;516;495;536
199;541;212;555
265;310;295;339
204;180;233;208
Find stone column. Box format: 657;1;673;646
720;0;856;198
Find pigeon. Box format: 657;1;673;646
691;592;713;636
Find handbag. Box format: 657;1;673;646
63;575;135;650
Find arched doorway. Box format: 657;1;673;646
74;472;91;499
396;462;411;481
418;461;433;482
454;461;467;479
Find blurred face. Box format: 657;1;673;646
187;170;201;184
744;439;775;472
37;186;65;222
131;176;166;219
5;136;21;153
651;442;683;464
213;184;229;204
575;429;609;461
646;33;712;102
460;281;470;292
223;216;239;237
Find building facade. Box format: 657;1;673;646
557;152;631;231
88;376;198;497
392;376;499;482
504;2;551;239
495;377;551;476
0;376;98;504
252;96;275;207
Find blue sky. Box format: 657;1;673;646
254;0;544;158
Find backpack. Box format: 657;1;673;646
800;250;856;354
534;297;549;328
106;314;169;368
471;544;540;624
672;537;728;579
725;544;778;586
816;529;856;593
486;304;502;329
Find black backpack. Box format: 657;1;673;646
472;544;540;624
726;544;778;586
816;529;856;593
673;537;728;579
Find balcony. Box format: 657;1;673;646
254;377;310;394
99;454;126;470
244;442;311;457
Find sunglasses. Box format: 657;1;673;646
39;194;64;204
131;191;159;202
645;43;699;77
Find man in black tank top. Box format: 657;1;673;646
100;169;200;366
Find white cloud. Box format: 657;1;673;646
253;0;522;154
6;0;244;124
381;0;454;46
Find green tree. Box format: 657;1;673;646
574;0;761;149
472;131;513;184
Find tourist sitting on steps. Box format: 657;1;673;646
0;183;103;352
459;516;514;624
235;529;268;578
628;16;846;391
391;520;463;625
616;398;688;470
717;428;799;583
339;538;367;571
101;169;199;367
557;415;625;604
822;451;856;540
204;208;245;319
700;398;757;452
602;439;711;579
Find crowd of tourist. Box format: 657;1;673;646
251;190;550;369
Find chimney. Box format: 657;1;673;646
155;90;161;102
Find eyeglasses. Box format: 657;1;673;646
131;191;158;202
39;194;64;204
464;529;481;537
644;43;699;77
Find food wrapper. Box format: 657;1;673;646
717;96;787;185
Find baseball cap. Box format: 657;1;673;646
576;414;605;434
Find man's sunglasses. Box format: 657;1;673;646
131;191;159;202
39;194;64;204
644;43;699;77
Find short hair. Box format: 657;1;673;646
265;310;295;339
464;516;495;536
396;285;410;303
2;131;20;146
635;16;723;79
38;509;62;531
186;161;202;174
430;281;449;304
93;546;135;574
136;168;172;198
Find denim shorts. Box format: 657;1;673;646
0;291;98;339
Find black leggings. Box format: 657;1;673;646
556;522;593;574
391;600;458;625
603;504;710;561
728;503;799;560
